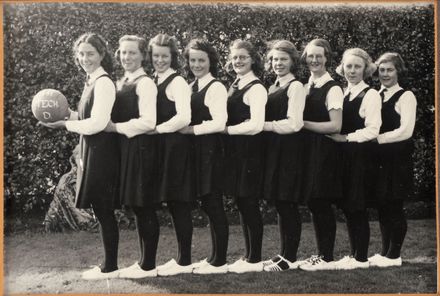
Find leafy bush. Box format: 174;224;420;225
3;3;435;214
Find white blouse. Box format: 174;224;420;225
264;73;305;134
227;71;267;135
190;73;228;135
344;80;382;143
377;83;417;144
115;68;157;138
306;71;344;111
66;67;115;135
155;68;191;133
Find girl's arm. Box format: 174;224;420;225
156;76;191;133
227;83;267;135
304;109;342;134
346;89;382;142
377;91;417;144
265;81;305;134
193;81;228;135
65;76;116;135
115;77;157;138
303;85;343;134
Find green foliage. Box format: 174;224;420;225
3;3;435;213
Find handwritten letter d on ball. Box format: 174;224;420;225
32;89;69;122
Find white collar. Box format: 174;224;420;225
155;68;176;81
380;83;402;97
236;71;258;89
124;68;146;81
346;80;369;99
308;72;333;88
87;67;107;84
276;73;296;87
195;72;215;90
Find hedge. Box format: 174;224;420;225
3;2;435;213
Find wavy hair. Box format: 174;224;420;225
336;48;377;79
147;33;182;71
73;32;113;74
115;35;149;68
375;52;408;79
301;38;333;68
183;38;220;78
265;39;300;75
225;39;264;77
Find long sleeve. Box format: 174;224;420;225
66;77;115;135
377;91;417;144
193;81;228;135
156;76;192;133
115;77;157;138
346;89;382;142
269;81;305;134
68;110;79;120
227;83;267;135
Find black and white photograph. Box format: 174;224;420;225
3;1;437;294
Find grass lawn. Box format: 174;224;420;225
4;219;437;294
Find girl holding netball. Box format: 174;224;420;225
41;33;120;280
261;40;306;272
147;33;194;276
298;39;344;271
223;39;268;274
106;35;159;278
369;52;416;268
181;39;229;274
330;48;381;270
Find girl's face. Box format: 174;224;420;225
272;50;292;77
343;54;366;85
231;48;253;76
378;61;398;88
119;40;143;73
306;45;327;76
189;49;210;79
77;42;104;74
152;45;172;74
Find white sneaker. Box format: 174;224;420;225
227;258;246;270
81;266;119;280
368;253;385;266
263;256;304;272
299;256;335;271
228;260;263;273
292;259;309;268
334;255;353;270
157;259;193;276
156;259;176;271
370;255;402;268
262;255;282;267
118;262;157;279
192;258;209;269
338;257;369;270
193;263;228;274
302;255;319;265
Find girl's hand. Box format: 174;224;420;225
326;133;347;142
263;122;273;132
104;121;117;133
38;120;66;129
179;126;194;134
146;129;158;135
65;108;74;120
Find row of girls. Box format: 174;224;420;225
41;33;416;279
